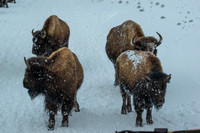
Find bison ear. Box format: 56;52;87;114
41;30;47;39
24;57;30;69
145;75;152;82
165;74;171;83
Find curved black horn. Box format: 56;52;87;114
32;29;34;35
156;32;163;46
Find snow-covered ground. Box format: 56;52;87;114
0;0;200;132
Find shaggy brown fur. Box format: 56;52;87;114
106;20;144;86
23;47;84;130
32;15;70;56
106;20;144;66
105;20;162;86
116;50;171;126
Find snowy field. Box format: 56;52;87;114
0;0;200;132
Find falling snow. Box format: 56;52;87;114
0;0;200;133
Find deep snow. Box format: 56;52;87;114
0;0;200;133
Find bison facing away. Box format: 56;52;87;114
105;20;162;85
23;47;83;130
32;15;70;56
116;50;171;126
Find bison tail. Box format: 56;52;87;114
114;62;120;86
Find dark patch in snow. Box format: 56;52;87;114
118;0;122;4
139;9;144;12
161;16;166;19
161;4;165;8
155;2;160;6
189;20;193;23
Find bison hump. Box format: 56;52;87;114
47;47;76;77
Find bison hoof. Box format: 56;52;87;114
136;121;143;127
127;105;132;113
121;106;127;114
62;121;69;127
48;127;54;131
147;119;153;125
48;122;55;130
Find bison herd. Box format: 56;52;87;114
23;15;171;129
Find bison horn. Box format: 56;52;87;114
41;30;47;39
24;57;30;69
166;74;171;82
145;75;152;82
32;29;34;35
156;32;163;47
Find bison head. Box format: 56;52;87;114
23;56;47;99
132;32;162;56
145;72;171;110
23;53;60;99
32;29;48;56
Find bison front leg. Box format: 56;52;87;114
146;107;153;125
135;108;144;127
134;97;144;126
45;98;58;130
61;97;74;127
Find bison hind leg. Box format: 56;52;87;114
74;95;80;112
120;82;132;114
61;97;74;127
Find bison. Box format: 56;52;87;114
23;47;84;130
116;50;171;126
32;15;70;56
105;20;162;85
0;0;8;8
